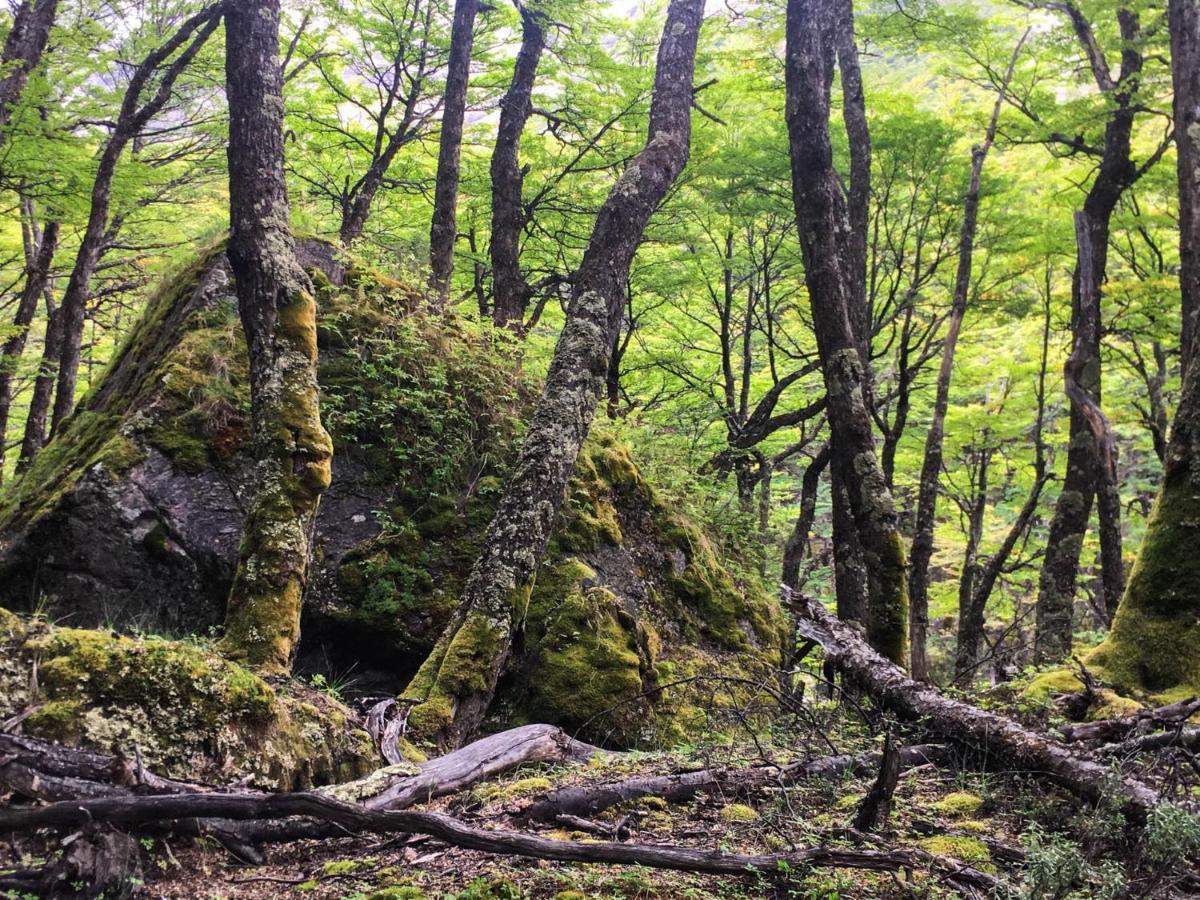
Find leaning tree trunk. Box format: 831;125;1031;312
1177;0;1200;374
218;0;333;675
17;292;60;470
786;0;908;664
428;0;481;304
908;34;1024;680
489;1;546;328
1092;0;1200;696
50;5;221;434
0;215;57;478
401;0;705;749
0;0;58;140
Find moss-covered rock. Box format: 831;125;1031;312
0;242;784;748
0;610;376;788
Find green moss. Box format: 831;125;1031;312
931;792;984;817
718;803;759;822
918;835;993;871
0;611;375;788
1093;464;1200;696
1020;669;1085;702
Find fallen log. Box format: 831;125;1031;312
0;787;1000;892
1101;726;1200;757
792;593;1160;823
524;744;947;823
1059;696;1200;745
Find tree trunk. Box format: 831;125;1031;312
0;0;58;139
489;1;546;328
50;5;222;434
400;0;704;749
786;0;908;665
1034;7;1143;662
17;291;60;470
428;0;481;304
782;446;829;593
1176;0;1200;374
908;35;1024;680
0;214;57;479
218;0;333;676
1093;0;1200;696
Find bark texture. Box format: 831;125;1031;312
219;0;333;675
401;0;704;748
50;4;221;434
17;290;59;469
0;0;57;139
489;1;546;328
1175;0;1200;374
908;34;1023;681
428;0;480;302
785;0;907;664
1035;6;1143;662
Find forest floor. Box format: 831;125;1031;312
42;681;1150;900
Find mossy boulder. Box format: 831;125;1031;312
0;243;784;748
0;610;376;788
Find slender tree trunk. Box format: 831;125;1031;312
786;0;907;665
489;1;546;328
0;0;58;139
428;0;481;304
908;34;1025;680
1034;8;1142;662
1175;0;1200;374
17;291;59;471
50;5;221;434
0;213;58;478
401;0;704;748
218;0;332;676
951;447;989;677
782;445;830;593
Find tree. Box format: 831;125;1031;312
428;0;481;302
785;0;908;664
1176;0;1200;374
907;31;1027;681
218;0;333;674
0;0;58;142
50;3;222;435
489;0;548;328
401;0;705;748
1089;0;1200;698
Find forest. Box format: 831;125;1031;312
2;0;1200;895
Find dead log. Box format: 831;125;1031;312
792;593;1159;823
1101;726;1200;757
524;744;947;822
0;789;1000;892
1059;696;1200;744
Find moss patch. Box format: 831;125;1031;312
0;610;375;788
931;792;984;817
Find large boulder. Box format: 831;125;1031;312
0;244;784;746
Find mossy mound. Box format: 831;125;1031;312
0;242;783;748
0;608;375;788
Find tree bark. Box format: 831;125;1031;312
908;33;1025;681
0;0;58;140
0;212;57;479
489;1;546;328
1175;0;1200;374
50;5;222;434
17;289;60;470
218;0;333;675
400;0;704;749
428;0;481;303
1034;6;1143;662
786;0;908;664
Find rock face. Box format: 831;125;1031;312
0;244;784;746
